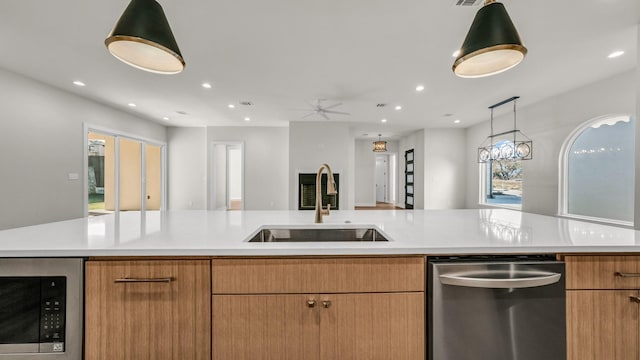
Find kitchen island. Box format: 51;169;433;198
0;208;638;256
1;209;639;360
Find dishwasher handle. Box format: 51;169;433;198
439;270;562;289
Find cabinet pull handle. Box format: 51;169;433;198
630;296;640;304
307;299;316;308
322;300;332;309
114;277;173;283
615;272;640;278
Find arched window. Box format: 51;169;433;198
559;115;635;225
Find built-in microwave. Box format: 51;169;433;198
0;258;83;360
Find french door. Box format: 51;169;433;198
86;127;165;215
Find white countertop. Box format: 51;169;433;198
0;209;639;257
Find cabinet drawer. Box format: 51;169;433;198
212;257;425;294
565;256;640;290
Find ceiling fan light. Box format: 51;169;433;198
453;1;527;78
105;0;185;74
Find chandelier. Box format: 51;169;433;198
373;134;387;152
478;96;532;163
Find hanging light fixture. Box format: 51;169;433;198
105;0;185;74
477;96;532;163
373;134;387;152
453;0;527;78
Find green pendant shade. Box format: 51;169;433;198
105;0;185;74
453;1;527;78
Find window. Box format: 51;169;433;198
480;140;523;208
560;115;635;225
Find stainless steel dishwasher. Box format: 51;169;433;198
428;255;565;360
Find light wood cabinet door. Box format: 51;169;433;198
212;294;320;360
567;290;639;360
319;292;425;360
85;260;211;360
565;256;640;290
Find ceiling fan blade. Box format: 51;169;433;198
299;112;317;119
322;102;343;110
324;110;350;115
320;112;330;120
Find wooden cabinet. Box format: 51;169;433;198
565;256;640;360
211;257;425;360
85;260;211;360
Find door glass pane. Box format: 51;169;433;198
119;138;141;211
145;144;162;211
88;132;115;215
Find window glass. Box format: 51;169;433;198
566;116;634;223
480;140;523;207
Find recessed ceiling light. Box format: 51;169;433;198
244;117;250;121
454;119;461;124
395;105;402;111
128;103;136;107
608;50;625;59
452;50;461;58
381;118;388;123
162;116;170;121
415;85;425;92
228;104;235;109
73;80;86;87
202;82;212;89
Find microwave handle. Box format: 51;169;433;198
114;277;173;283
439;271;561;289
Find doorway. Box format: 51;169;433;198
85;127;165;216
375;153;397;205
210;142;244;210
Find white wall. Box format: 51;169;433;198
465;70;637;216
0;68;166;230
636;27;640;229
354;139;399;206
167;127;207;210
424;129;466;209
398;130;425;209
208;126;289;210
289;122;355;210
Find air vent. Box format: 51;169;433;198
454;0;482;6
376;103;386;108
240;101;253;106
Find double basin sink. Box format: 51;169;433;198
247;227;389;242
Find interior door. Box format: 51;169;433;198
375;156;387;202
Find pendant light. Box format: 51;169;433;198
477;96;532;163
105;0;185;74
453;0;527;78
373;134;387;152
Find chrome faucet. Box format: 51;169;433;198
314;163;338;223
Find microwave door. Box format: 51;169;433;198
0;278;41;353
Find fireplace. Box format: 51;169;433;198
298;173;339;210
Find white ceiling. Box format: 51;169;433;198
0;0;637;139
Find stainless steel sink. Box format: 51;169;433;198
247;228;389;242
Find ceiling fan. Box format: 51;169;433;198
296;99;351;120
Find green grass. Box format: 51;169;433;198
88;194;105;210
